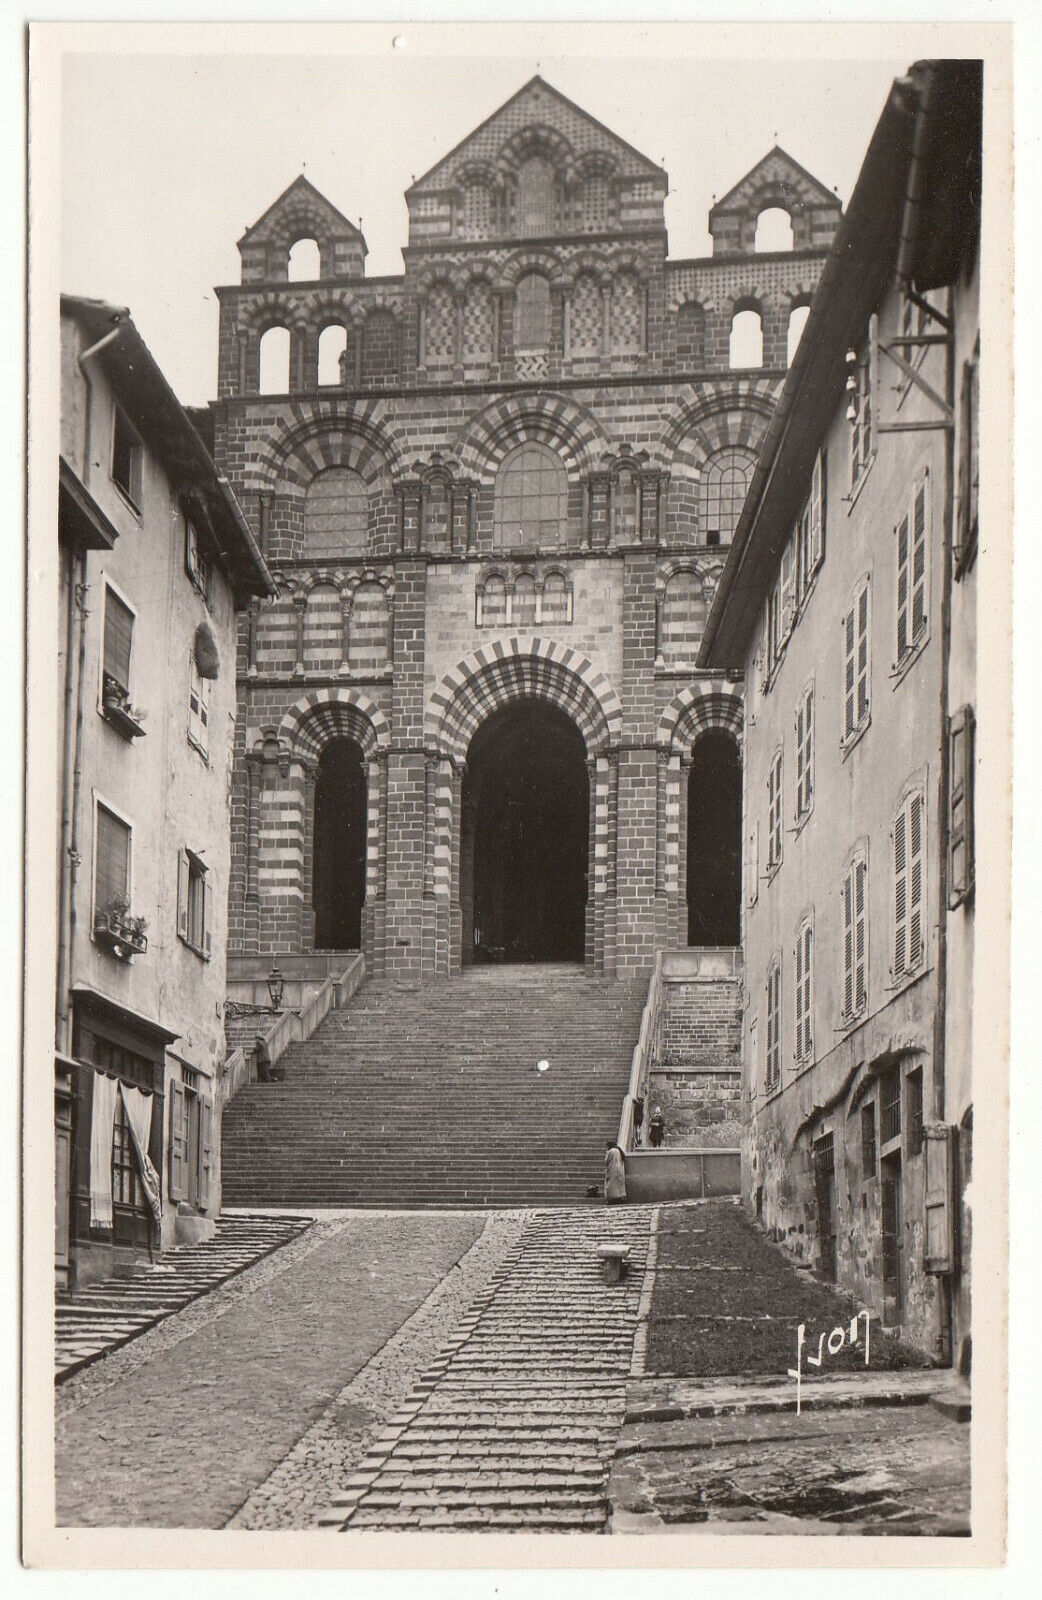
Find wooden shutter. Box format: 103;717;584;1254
911;474;929;641
198;1100;213;1211
957;356;979;573
177;849;190;940
780;539;796;636
95;805;130;907
794;926;806;1059
893;804;908;975
896;509;910;660
854;861;867;1010
103;589;134;690
908;792;925;967
923;1123;956;1273
168;1082;186;1202
809;449;825;575
746;821;759;907
202;875;212;958
856;582;870;724
843;605;856;738
759;606;771;692
949;705;975;905
842;869;854;1017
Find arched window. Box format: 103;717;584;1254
754;208;794;252
287;237;321;280
519;157;554;236
512;573;538;627
676;302;706;367
303;467;367;558
476;574;507;627
317;324;348;386
424;477;451;549
701;448;755;546
581;174;614;231
463;183;492;238
258;326;291;394
515;274;551;351
787;304;811;365
541;572;572;625
729;307;763;369
493;442;568;552
612;467;639;543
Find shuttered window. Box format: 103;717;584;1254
795;688;814;820
112;406;142;509
842;854;867;1020
767;750;783;871
794;919;813;1064
95;803;131;911
948;705;975;906
177;849;211;958
896;472;929;664
842;579;870;743
103;587;134;693
765;959;781;1090
188;662;210;756
850;335;875;489
893;790;926;978
956;353;979;575
780;538;796;638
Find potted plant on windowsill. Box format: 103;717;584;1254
101;673;148;739
94;896;148;958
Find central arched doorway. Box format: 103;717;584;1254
312;737;367;948
462;700;589;965
687;729;742;945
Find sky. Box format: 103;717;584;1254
57;32;910;406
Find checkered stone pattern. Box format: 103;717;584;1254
611;273;644;354
303;583;343;674
347;583;390;674
425;285;456;365
570;275;602;356
514;351;549;381
317;1206;652;1532
462;282;495;360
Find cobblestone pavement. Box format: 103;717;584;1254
56;1213;311;1379
316;1205;653;1533
56;1210;486;1527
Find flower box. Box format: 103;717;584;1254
101;675;147;740
93;906;148;959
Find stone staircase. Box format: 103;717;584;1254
221;965;646;1209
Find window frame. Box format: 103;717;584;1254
893;469;931;676
92;792;134;929
111;405;143;513
841;575;871;751
948;704;976;908
184;516;213;601
891;786;927;985
955;348;980;577
794;915;814;1067
492;441;568;553
188;658;211;759
841;848;869;1025
177;847;212;960
861;1101;877;1181
766;747;784;876
794;683;815;827
848;322;877;497
765;956;782;1093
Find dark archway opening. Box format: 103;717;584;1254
462;700;589;965
312;737;367;949
687;729;742;945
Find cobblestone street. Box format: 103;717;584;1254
56;1201;970;1535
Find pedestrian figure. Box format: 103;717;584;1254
604;1142;626;1202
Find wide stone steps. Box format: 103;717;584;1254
222;967;645;1208
319;1205;652;1532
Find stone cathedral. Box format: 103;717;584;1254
212;77;840;986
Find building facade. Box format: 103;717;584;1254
211;77;840;988
57;297;272;1288
700;61;981;1362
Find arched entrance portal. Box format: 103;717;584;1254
687;730;741;945
462;701;589;965
312;737;367;948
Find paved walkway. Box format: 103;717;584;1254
317;1206;654;1533
56;1213;311;1380
56;1211;486;1527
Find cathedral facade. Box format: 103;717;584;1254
211;78;840;985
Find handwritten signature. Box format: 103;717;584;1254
788;1310;871;1414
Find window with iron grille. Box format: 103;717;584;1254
795;687;814;821
767;750;783;872
841;853;867;1021
895;472;930;666
112;406;143;510
794;919;813;1065
849;341;874;490
906;1068;924;1157
893;789;926;978
880;1065;902;1145
765;959;781;1090
861;1103;877;1180
842;579;871;744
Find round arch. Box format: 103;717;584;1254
279;686;390;764
455;391;609;484
658;682;743;758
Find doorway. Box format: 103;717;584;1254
462;700;589;964
881;1153;905;1324
312;737;367;949
687;729;742;945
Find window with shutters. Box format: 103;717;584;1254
892;789;926;981
894;472;930;669
796;451;826;607
745;819;760;908
761;579;782;692
93;799;133;927
849;336;875;491
841;578;871;747
177;848;211;959
841;851;868;1022
779;538;796;640
111;406;143;510
767;749;783;874
905;1068;924;1157
794;917;814;1065
795;686;814;824
102;583;134;695
169;1080;213;1212
185;518;212;601
515;273;552;351
948;704;975;907
765;958;782;1091
493;442;567;551
956;349;980;576
188;661;210;758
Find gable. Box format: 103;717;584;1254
710;147;840;219
238;176;365;250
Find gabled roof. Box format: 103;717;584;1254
710;145;841;216
61;295;274;601
237;175;366;251
407;75;665;194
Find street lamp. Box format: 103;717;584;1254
266;966;285;1011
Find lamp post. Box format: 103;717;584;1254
266;966;285;1011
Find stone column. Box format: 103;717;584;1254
243;749;265;956
299;756;318;950
245;599;260;675
339;590;353;674
600;283;612;362
292;592;307;676
384;558;429;983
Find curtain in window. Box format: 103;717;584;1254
89;1070;119;1227
119;1082;162;1221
